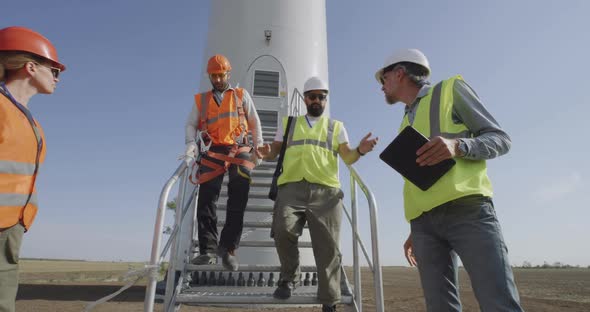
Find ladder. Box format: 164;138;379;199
144;101;384;312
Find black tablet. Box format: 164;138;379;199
379;126;456;191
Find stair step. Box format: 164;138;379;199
222;180;272;188
177;287;353;305
222;220;272;228
240;241;312;248
220;190;269;199
255;162;277;170
251;181;272;188
222;175;272;185
186;264;317;272
217;220;306;229
250;169;274;177
218;203;274;213
262;126;277;132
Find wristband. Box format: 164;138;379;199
356;146;366;156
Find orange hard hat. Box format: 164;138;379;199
0;26;66;71
207;54;231;74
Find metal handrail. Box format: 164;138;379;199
163;167;198;310
289;88;304;116
345;164;384;312
157;185;198;264
144;162;189;312
144;149;384;312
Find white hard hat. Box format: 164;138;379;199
374;48;430;83
303;76;329;93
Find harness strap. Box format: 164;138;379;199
198;92;212;131
193;145;255;184
197;158;228;184
233;89;249;145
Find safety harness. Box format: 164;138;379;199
189;88;255;185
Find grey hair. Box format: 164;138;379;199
384;62;430;87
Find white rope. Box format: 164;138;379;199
82;264;160;312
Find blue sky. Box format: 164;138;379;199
4;0;589;267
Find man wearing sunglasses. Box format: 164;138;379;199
0;26;65;312
258;76;378;312
184;54;263;271
376;48;523;312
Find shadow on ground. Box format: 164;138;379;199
17;284;146;302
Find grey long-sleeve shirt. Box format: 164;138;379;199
405;80;511;160
185;86;263;146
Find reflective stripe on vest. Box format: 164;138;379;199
0;160;37;175
286;117;338;157
0;193;38;207
0;89;45;230
195;88;248;145
278;116;341;188
400;75;493;222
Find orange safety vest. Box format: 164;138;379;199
0;89;46;230
194;88;248;145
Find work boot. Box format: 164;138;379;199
191;253;217;265
273;280;297;299
218;247;239;271
322;304;337;312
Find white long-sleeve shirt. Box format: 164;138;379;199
185;86;263;147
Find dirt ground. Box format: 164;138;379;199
15;260;590;312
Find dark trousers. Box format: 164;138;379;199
197;145;251;254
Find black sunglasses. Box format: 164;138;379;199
34;62;61;79
306;93;327;101
49;67;61;79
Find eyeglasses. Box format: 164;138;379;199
379;70;394;85
34;62;61;79
380;65;406;85
306;93;327;101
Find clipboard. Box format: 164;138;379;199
379;126;455;191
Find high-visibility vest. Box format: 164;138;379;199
0;89;46;230
195;88;248;145
400;75;493;222
278;116;342;188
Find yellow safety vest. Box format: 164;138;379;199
278;116;342;188
400;75;493;221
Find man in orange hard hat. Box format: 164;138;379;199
184;54;263;271
0;26;66;312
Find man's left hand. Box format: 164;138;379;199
416;136;459;166
253;144;264;159
251;144;264;166
357;132;379;155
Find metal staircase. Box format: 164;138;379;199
144;92;384;312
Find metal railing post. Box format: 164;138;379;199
163;168;190;310
144;163;187;312
289;88;304;116
347;165;384;312
367;192;384;312
349;178;362;312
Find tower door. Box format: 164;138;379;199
242;55;287;129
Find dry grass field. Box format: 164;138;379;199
15;260;590;312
